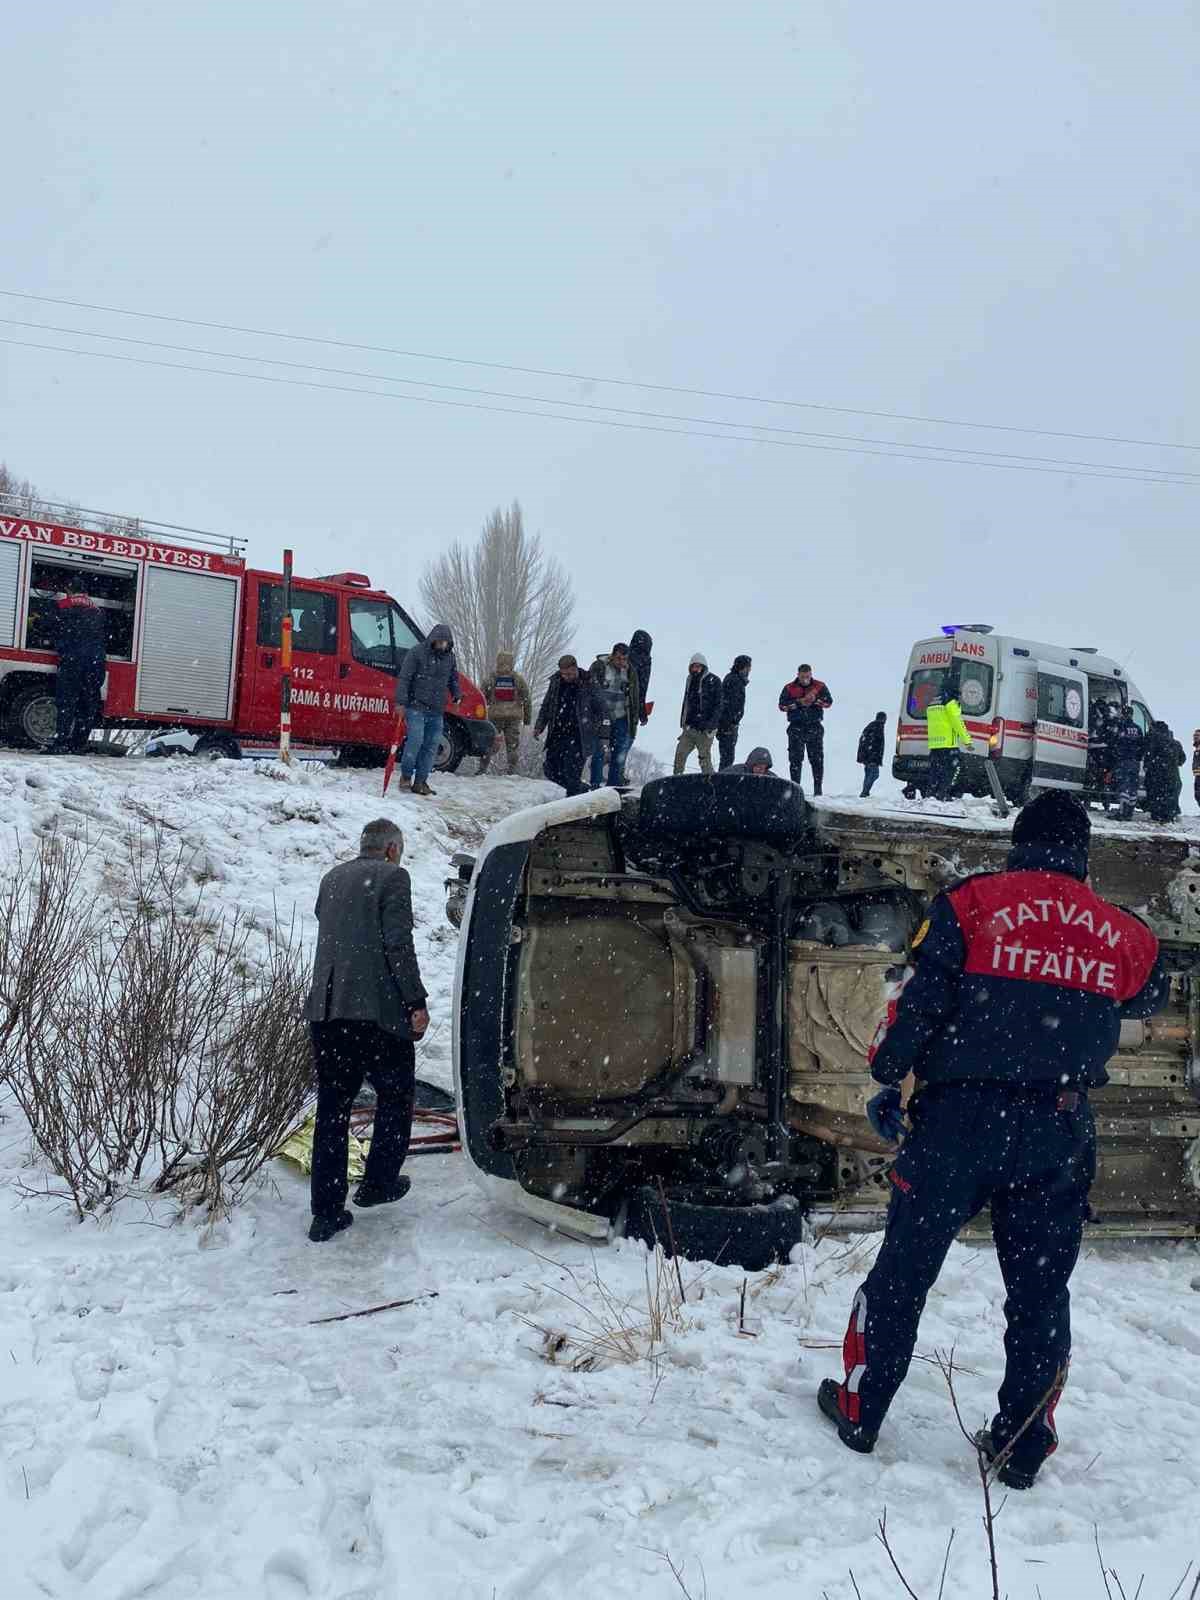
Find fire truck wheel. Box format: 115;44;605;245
434;720;467;773
6;684;58;750
192;733;242;761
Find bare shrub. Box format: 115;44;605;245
0;828;314;1219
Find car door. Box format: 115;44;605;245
1032;663;1089;790
247;579;340;743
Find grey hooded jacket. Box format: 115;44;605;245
304;856;427;1039
396;623;461;714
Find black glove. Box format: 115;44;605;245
866;1086;905;1143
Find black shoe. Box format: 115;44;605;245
976;1428;1039;1490
353;1175;412;1208
308;1210;354;1243
817;1378;877;1454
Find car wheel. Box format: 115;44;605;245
5;684;58;749
624;1183;806;1272
637;773;808;846
193;733;242;761
434;719;468;773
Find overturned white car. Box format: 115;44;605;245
451;777;1200;1268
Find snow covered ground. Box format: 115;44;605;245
2;759;1198;1599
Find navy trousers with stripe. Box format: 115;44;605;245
836;1082;1094;1475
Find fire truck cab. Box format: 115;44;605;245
0;500;495;769
893;625;1154;805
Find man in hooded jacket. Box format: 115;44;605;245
628;630;653;724
717;655;752;769
481;650;532;773
674;653;722;774
720;745;774;776
395;623;461;796
818;792;1167;1489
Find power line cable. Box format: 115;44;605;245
3;334;1193;488
2;287;1196;455
5;315;1194;482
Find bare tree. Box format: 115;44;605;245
419;501;574;693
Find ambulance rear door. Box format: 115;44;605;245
1032;662;1089;790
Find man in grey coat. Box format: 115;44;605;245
396;622;462;796
303;818;429;1241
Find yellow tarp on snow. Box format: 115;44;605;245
276;1114;369;1179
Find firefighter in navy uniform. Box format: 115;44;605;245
818;791;1167;1488
50;577;107;753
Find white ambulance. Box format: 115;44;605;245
892;625;1155;804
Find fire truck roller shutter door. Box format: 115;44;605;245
0;537;19;647
135;567;240;721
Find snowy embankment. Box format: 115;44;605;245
1;761;1198;1600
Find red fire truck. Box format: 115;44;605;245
0;499;496;769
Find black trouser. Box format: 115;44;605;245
717;730;739;771
927;747;959;800
834;1083;1094;1478
1195;775;1200;810
309;1021;416;1220
787;724;824;792
54;653;104;749
544;735;586;795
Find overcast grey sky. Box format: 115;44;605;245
4;1;1197;784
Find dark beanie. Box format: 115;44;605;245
1012;791;1091;856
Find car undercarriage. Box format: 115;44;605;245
452;778;1200;1267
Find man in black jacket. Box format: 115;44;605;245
856;712;887;797
628;630;654;725
818;793;1167;1488
778;664;833;793
1111;704;1145;821
534;655;605;795
49;576;107;753
717;655;752;770
303;818;429;1243
674;653;722;774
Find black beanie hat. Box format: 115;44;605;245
1012;790;1091;856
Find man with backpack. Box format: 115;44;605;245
481;650;532;774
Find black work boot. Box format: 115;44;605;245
353;1176;412;1208
817;1378;877;1454
976;1428;1039;1490
308;1210;354;1243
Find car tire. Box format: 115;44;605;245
624;1183;806;1272
5;683;58;749
637;773;808;847
335;745;386;769
434;719;467;774
193;733;242;761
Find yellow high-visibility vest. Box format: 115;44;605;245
927;698;971;752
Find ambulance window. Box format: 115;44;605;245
349;598;398;673
1037;675;1085;728
257;584;338;653
906;668;944;720
953;660;993;715
1130;702;1151;735
25;558;136;659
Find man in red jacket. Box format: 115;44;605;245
778;664;833;794
818;791;1167;1488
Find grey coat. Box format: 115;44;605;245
304;856;427;1039
396;623;461;714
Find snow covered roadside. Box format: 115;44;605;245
1;758;1198;1599
812;789;1200;844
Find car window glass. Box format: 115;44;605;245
257;584;338;653
349;598;397;672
